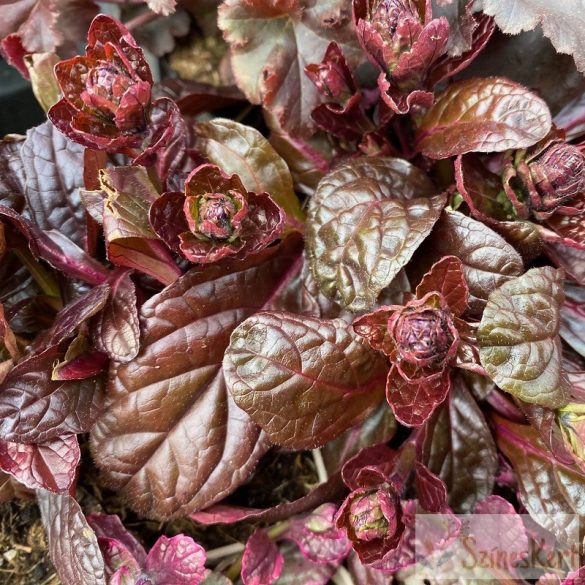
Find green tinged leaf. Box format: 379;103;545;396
223;311;388;449
192;118;304;224
24;52;60;112
99;166;181;285
478;266;569;408
306;157;445;312
218;0;358;137
416;77;552;159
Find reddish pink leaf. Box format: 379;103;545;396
241;529;284;585
145;535;206;585
0;435;79;492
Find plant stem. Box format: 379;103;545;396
125;10;161;31
13;249;61;302
331;565;355;585
205;542;245;562
312;448;328;484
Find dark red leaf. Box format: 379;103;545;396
0;205;110;285
36;284;110;348
0;347;104;443
418;209;524;314
493;413;585;543
91;235;303;519
87;513;147;565
386;366;451;427
92;270;140;363
224;311;388;449
415;255;469;316
144;535;206;584
21;121;87;246
419;375;498;513
0;136;26;211
414;461;448;513
99;166;181;285
306;157;443;311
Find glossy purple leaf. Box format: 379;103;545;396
271;254;349;321
144;535;206;585
38;491;107;585
87;513;147;565
0;205;110;286
224;311;388;449
242;529;284;585
36;284;110;348
21;121;87;246
91;236;303;519
0;136;26;211
415;256;469;317
478;266;569;408
93;270;140;363
133;98;187;187
0;347;104;443
52;348;109;381
419;375;498;513
386;366;451;427
416;77;552;159
191;118;304;224
283;504;351;564
306;157;444;311
0;435;80;492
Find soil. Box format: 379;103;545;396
0;444;320;585
0;500;59;585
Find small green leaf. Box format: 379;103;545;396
478;266;569;408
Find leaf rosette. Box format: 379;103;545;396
150;163;284;264
354;256;471;426
48;15;154;151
